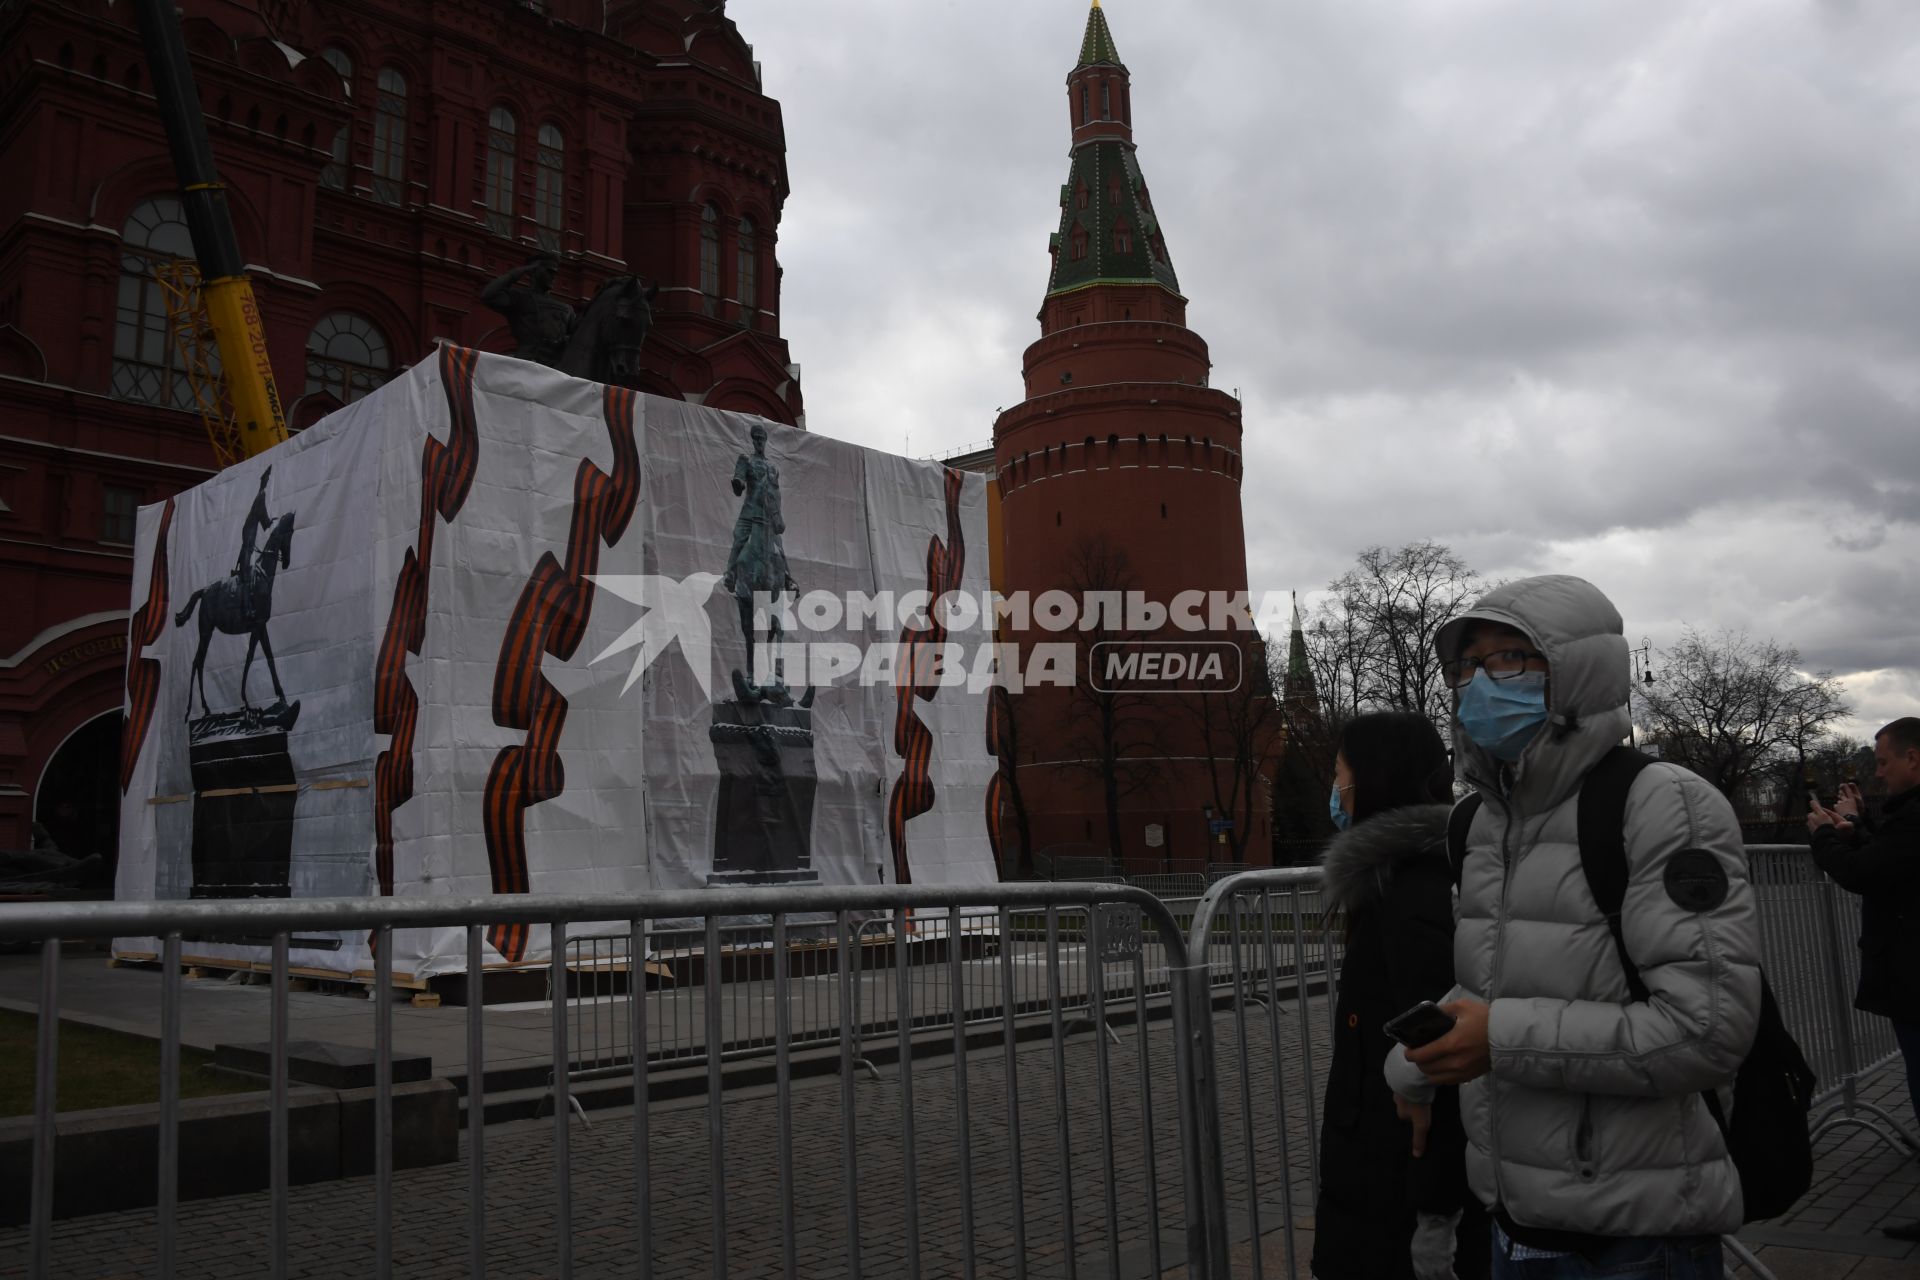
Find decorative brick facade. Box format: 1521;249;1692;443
0;0;803;860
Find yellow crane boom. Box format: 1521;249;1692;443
134;0;287;463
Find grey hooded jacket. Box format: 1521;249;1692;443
1385;574;1761;1239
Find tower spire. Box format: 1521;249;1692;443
1049;0;1177;306
1285;591;1318;705
1080;1;1121;68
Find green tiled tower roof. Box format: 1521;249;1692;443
1050;4;1180;298
1079;1;1122;68
1046;143;1179;296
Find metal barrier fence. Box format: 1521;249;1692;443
545;893;1313;1099
1185;847;1920;1280
3;845;1913;1279
1747;845;1920;1156
1;884;1220;1280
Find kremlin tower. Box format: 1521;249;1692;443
992;2;1269;873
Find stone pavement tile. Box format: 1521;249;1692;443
1843;1260;1920;1279
1749;1246;1862;1278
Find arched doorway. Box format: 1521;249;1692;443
34;713;120;874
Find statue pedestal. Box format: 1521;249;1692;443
707;701;819;888
187;727;297;898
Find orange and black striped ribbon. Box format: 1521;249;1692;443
120;499;177;793
984;684;1013;871
481;385;640;962
886;468;968;887
372;345;482;899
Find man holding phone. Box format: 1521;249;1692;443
1384;576;1761;1278
1808;717;1920;1243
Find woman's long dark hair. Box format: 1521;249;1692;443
1337;711;1452;825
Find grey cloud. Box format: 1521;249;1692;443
729;0;1920;699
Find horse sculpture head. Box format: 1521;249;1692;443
264;510;295;570
562;275;656;386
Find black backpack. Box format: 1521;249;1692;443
1446;746;1818;1222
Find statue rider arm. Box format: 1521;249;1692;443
480;264;532;310
731;454;749;497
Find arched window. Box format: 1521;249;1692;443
699;203;720;316
485;105;516;236
319;47;352;190
321;127;351;190
1114;218;1132;255
320;46;353;91
736;217;758;325
371;67;407;205
1075;181;1090;211
1102;81;1111;120
112;197;198;408
305;312;391;405
533;124;564;251
1079;84;1088;125
1070;223;1088;262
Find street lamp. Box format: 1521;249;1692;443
1628;638;1655;748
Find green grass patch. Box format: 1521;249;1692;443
0;1009;260;1117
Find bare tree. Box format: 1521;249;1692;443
1635;628;1852;811
1059;536;1170;859
1183;635;1286;863
1304;541;1483;735
1304;581;1374;740
986;684;1036;877
1762;733;1866;823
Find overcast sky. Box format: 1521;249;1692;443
725;0;1920;742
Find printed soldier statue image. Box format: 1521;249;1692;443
709;421;818;887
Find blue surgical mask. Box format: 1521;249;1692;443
1329;782;1353;831
1456;670;1550;762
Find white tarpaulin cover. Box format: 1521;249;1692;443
116;346;998;980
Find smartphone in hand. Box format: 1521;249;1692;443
1383;1000;1456;1049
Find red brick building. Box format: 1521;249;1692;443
992;4;1270;873
0;0;804;863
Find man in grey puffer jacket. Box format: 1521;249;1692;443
1385;575;1761;1277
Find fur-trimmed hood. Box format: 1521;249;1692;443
1319;803;1452;913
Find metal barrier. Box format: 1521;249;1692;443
543;894;1274;1103
1748;845;1920;1158
1182;869;1340;1280
1188;848;1920;1279
4;844;1912;1278
0;883;1221;1280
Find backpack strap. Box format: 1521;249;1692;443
1576;745;1657;1003
1577;746;1745;1145
1447;792;1484;886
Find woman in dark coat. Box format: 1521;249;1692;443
1311;712;1488;1280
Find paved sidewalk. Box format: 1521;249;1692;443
1734;1060;1920;1278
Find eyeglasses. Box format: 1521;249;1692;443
1443;648;1546;689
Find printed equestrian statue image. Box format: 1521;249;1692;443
173;466;301;736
